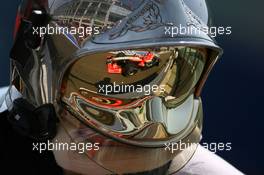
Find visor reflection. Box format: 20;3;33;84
62;47;206;102
60;46;207;146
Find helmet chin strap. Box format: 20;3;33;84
7;98;58;141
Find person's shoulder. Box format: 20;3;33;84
0;86;8;96
173;145;244;175
0;86;8;113
0;86;12;137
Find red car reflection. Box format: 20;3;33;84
107;51;160;76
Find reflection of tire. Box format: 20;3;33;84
145;56;160;67
122;62;138;76
153;56;160;66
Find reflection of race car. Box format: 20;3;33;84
106;51;160;76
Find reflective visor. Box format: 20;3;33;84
61;46;206;107
56;46;213;174
59;46;212;146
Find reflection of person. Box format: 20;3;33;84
0;0;243;175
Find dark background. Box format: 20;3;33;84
0;0;263;174
202;1;263;174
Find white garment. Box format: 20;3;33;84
0;86;8;112
0;87;243;175
174;145;243;175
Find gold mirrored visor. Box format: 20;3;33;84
62;47;207;102
60;46;215;147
